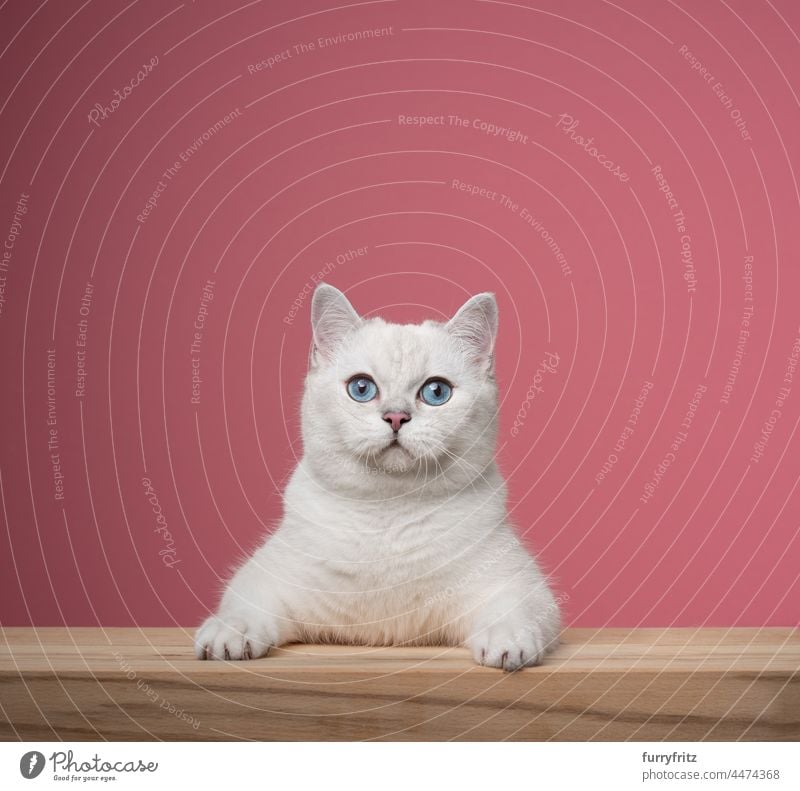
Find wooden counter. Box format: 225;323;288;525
1;627;797;740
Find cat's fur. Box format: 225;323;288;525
195;284;560;670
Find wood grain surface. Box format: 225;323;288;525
1;627;797;741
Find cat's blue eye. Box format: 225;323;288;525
419;379;452;406
347;375;378;402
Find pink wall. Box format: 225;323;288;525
0;0;798;629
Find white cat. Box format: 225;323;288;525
195;284;560;670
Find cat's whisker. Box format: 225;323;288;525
433;443;491;494
410;452;425;491
431;454;450;488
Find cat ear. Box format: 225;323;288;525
446;292;498;371
311;283;361;361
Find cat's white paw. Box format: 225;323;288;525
468;621;555;671
194;613;274;661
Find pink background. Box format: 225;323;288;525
0;0;798;628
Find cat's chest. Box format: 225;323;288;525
284;474;502;582
289;500;453;584
329;503;449;558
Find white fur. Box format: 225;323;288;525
195;284;561;670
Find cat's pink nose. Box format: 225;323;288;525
383;411;411;432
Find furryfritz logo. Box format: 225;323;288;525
19;751;45;779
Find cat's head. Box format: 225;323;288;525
300;284;499;487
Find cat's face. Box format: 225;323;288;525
301;284;499;481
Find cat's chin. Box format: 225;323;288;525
368;441;417;474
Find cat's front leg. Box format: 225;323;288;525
194;548;295;661
467;581;561;671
